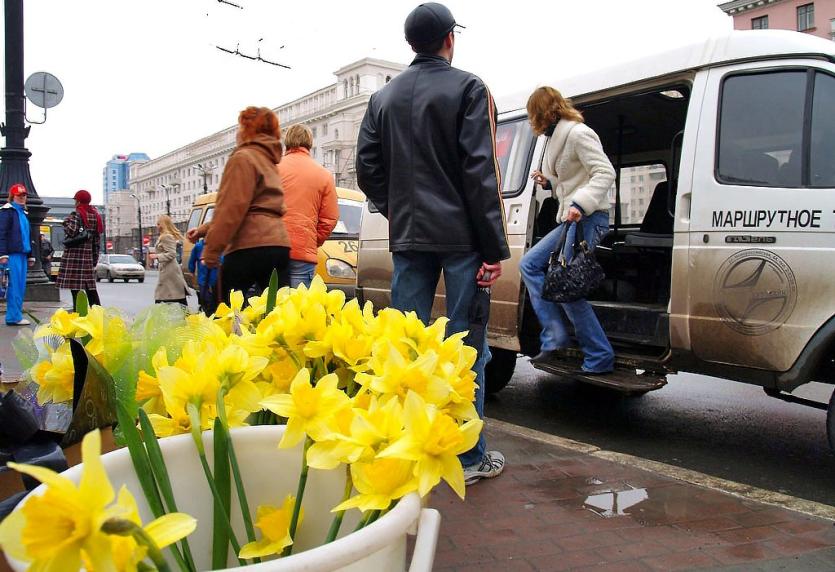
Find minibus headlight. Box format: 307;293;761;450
326;258;356;279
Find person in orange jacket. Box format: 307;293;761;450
279;124;339;288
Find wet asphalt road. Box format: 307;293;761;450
89;275;835;506
485;357;835;506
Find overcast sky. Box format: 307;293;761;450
1;0;731;204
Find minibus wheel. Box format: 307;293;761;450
486;348;517;395
827;387;835;452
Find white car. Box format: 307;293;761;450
95;254;145;283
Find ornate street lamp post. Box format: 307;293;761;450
196;163;214;194
0;0;58;300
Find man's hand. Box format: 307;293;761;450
565;206;583;222
477;261;502;287
186;228;201;244
201;256;219;269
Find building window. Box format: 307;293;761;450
312;127;317;138
797;3;814;31
751;15;768;29
830;18;834;40
322;123;328;136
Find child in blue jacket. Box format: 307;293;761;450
0;184;36;326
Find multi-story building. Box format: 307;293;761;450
104;189;140;254
102;152;150;202
720;0;835;40
128;57;405;235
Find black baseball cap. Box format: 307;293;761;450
404;2;465;45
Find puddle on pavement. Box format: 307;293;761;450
583;484;649;518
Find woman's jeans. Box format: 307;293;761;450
288;260;317;288
520;210;615;373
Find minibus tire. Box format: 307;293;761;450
827;388;835;452
486;348;517;395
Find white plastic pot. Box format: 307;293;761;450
6;425;441;571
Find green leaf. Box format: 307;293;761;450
75;290;89;316
138;409;196;572
212;417;232;569
266;269;278;314
115;402;165;519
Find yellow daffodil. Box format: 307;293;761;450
258;352;301;396
259;370;351;447
213;290;247;334
332;458;418;513
378;391;482;499
239;496;300;559
150;365;219;436
34;308;82;339
31;344;75;405
72;305;106;356
0;430;194;572
135;347;169;416
356;341;450;406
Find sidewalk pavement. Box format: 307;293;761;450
429;421;835;571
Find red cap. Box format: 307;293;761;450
8;183;27;197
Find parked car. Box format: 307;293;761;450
95;254;145;283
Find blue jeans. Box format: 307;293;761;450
288;260;317;288
4;253;27;325
392;251;489;467
520;211;614;373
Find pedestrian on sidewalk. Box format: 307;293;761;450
39;232;54;276
58;190;102;309
188;106;291;303
356;2;510;485
521;86;615;373
188;237;220;315
279;124;339;288
154;215;190;307
0;184;36;326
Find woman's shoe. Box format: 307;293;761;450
5;319;30;326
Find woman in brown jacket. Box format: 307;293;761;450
192;106;291;302
154;215;189;306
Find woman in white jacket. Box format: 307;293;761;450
520;86;615;373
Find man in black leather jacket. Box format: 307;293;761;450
356;2;510;485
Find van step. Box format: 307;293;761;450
531;356;667;394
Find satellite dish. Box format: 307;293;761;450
24;72;64;109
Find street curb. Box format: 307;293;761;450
487;418;835;522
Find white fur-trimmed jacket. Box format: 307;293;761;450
542;120;615;222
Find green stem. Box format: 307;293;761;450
216;390;258;549
186;404;245;564
102;518;171;572
353;511;372;532
325;465;354;544
137;409;197;572
365;509;382;527
282;437;312;557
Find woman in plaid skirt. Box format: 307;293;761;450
58;190;102;308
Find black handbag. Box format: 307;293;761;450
542;220;605;303
63;216;90;248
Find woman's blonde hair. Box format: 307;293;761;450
526;86;584;136
284;124;313;150
157;215;183;241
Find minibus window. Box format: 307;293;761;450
186;208;203;231
204;207;215;224
495;119;535;197
811;72;835;188
717;71;806;187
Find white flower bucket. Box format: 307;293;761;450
6;425;441;571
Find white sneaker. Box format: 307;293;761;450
6;319;30;326
463;450;505;485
